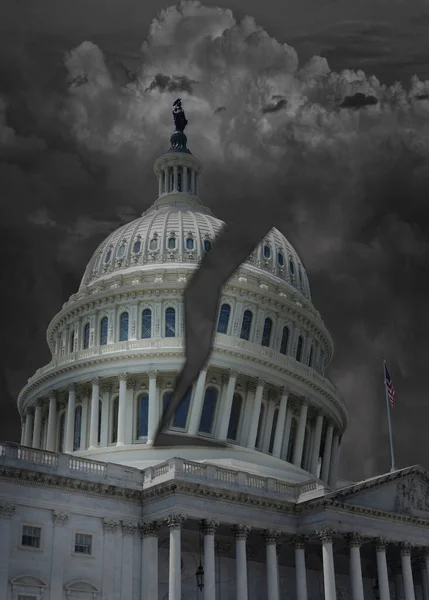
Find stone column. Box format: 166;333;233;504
281;406;293;460
24;409;33;447
375;538;391;600
264;530;280;600
321;423;334;483
167;514;186;600
218;370;238;440
121;521;138;600
64;384;76;453
233;525;251;600
172;165;177;191
20;419;25;445
191;169;196;194
147;371;159;444
49;511;69;598
328;432;340;489
32;400;43;449
317;528;336;600
421;558;429;600
101;519;120;599
202;519;219;600
400;543;415;600
0;502;16;599
292;535;308;600
346;533;365;600
292;399;308;467
79;389;89;451
272;388;289;458
187;368;209;435
100;382;111;447
116;373;128;446
247;380;264;449
164;168;168;193
309;413;324;476
46;392;57;452
158;172;163;196
89;377;100;449
140;521;160;600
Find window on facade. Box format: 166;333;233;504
132;239;142;254
277;251;284;266
136;393;149;439
289;259;295;276
217;304;230;334
308;345;314;367
255;405;265;449
165;307;176;337
100;317;108;346
280;326;289;355
286;418;297;462
83;323;90;349
104;248;112;263
198;387;218;435
240;310;252;341
172;387;192;429
21;525;41;548
97;400;102;445
227;393;242;441
59;412;66;453
261;317;273;347
168;236;176;250
74;533;92;555
203;239;212;252
268;408;279;454
119;312;129;342
70;331;75;353
73;405;82;451
263;244;271;259
149;237;158;251
111;398;119;443
296;335;303;362
141;309;152;339
117;243;126;259
177;168;182;192
185;237;194;250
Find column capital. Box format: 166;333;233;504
166;514;186;530
291;534;308;549
232;524;251;539
101;382;112;394
52;511;69;526
103;518;120;533
0;502;16;519
228;369;238;378
35;398;44;408
400;542;412;556
147;370;158;379
316;528;335;544
139;521;161;537
25;407;34;416
67;383;76;393
375;537;389;551
127;378;136;390
280;386;290;397
118;372;128;382
48;389;57;400
121;521;139;536
300;397;309;407
264;529;281;545
255;378;265;387
345;532;364;548
201;519;219;535
91;377;100;386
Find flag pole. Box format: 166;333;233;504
383;358;396;472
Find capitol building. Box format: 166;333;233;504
1;112;429;600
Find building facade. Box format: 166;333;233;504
1;119;429;600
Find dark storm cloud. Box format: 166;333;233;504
145;74;198;94
340;92;378;109
261;97;287;114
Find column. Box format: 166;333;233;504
140;521;160;600
187;368;209;435
125;378;135;445
317;529;336;600
164;168;168;193
293;535;308;600
166;514;186;600
421;558;429;600
375;538;391;600
49;511;69;598
233;525;250;600
79;390;89;451
202;519;219;600
173;165;178;191
321;423;334;483
32;400;43;449
100;382;111;447
281;407;293;460
272;388;289;458
191;169;196;194
158;172;163;196
183;166;188;194
147;371;159;444
218;370;238;440
347;533;364;600
265;530;280;600
247;380;264;449
64;384;76;453
292;400;308;467
20;419;25;445
121;521;138;600
262;399;276;453
0;502;16;599
101;519;120;600
401;543;415;600
89;377;100;449
309;413;324;476
116;373;127;446
24;409;33;447
328;432;340;489
46;392;58;452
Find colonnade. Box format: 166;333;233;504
157;164;199;197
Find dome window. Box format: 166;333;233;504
185;237;195;250
165;307;176;337
298;266;303;283
149;237;158;251
83;323;90;349
296;335;303;362
217;304;231;334
227;393;242;441
277;252;284;266
263;244;271;259
280;326;289;355
104;248;112;263
203;239;212;252
289;259;295;276
309;344;314;367
117;243;126;259
136;393;149;439
141;309;152;339
132;239;142;254
261;317;273;347
119;312;129;342
240;310;253;341
172;386;192;429
168;236;176;250
198;387;218;435
100;317;108;346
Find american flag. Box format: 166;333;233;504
384;362;396;408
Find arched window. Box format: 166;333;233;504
296;335;303;362
255;404;265;449
149;237;158;251
286;418;298;462
185;237;194;250
104;248;112;263
168;236;176;250
97;399;102;445
217;304;231;334
165;307;176;337
277;251;284;266
141;309;152;339
268;408;279;454
83;323;90;349
172;387;192;429
117;243;126;259
136;393;149;439
263;244;271;259
280;326;289;355
227;393;242;441
289;259;295;276
261;317;273;347
308;345;314;367
203;239;212;252
198;387;218;435
100;317;108;346
119;312;129;342
111;397;119;443
298;266;303;284
59;412;66;453
73;405;82;451
240;310;252;341
132;239;142;254
70;330;75;353
162;391;173;419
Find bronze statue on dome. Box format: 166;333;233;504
173;98;188;132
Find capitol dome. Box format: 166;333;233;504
17;118;347;488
